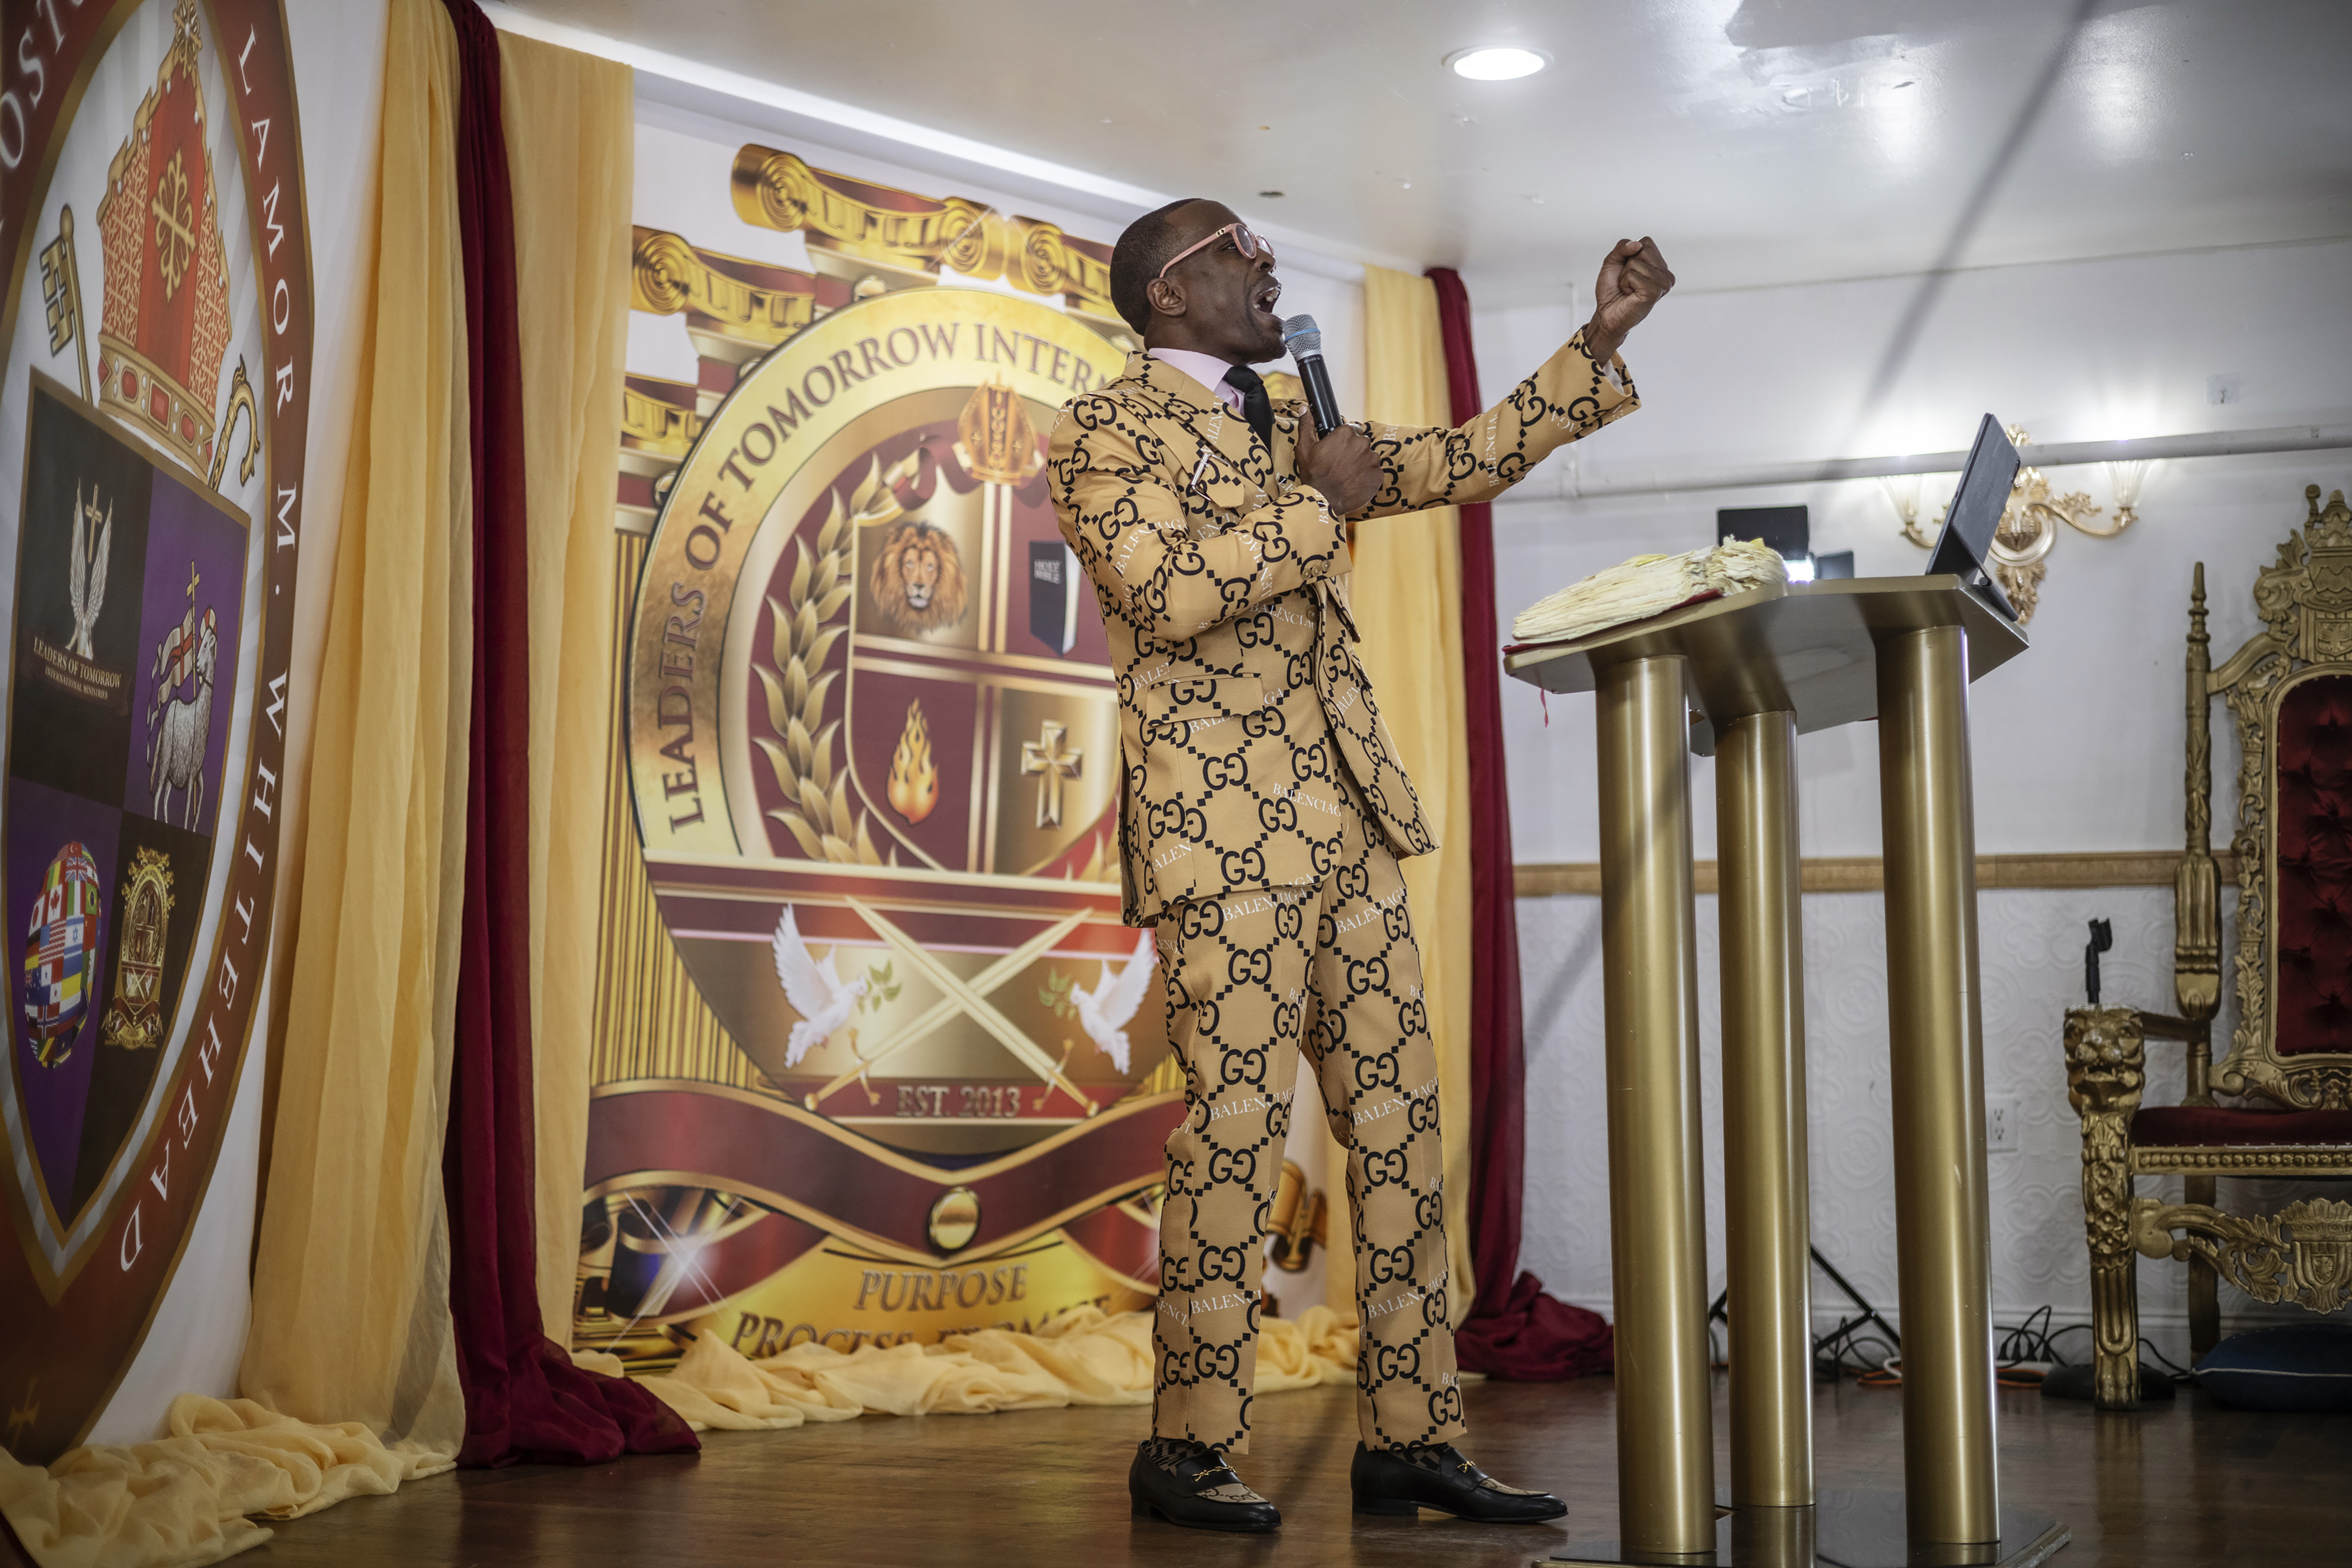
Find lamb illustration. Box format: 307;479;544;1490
147;613;216;828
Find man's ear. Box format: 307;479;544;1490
1144;275;1186;321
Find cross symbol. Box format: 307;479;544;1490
184;561;200;599
151;152;196;299
1019;721;1083;829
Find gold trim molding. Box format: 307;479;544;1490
1512;849;2241;899
2133;1147;2352;1174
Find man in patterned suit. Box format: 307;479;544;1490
1050;198;1673;1533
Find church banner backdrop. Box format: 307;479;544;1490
0;0;314;1461
577;133;1203;1368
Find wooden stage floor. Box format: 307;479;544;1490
232;1372;2337;1566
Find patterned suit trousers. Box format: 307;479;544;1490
1150;802;1465;1453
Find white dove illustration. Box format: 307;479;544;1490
1070;928;1158;1075
771;905;867;1068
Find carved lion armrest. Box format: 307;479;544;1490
2063;1006;2147;1408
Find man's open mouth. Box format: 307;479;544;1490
1252;278;1282;318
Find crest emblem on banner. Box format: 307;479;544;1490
0;0;315;1462
21;844;103;1069
6;0;252;1286
593;185;1181;1367
99;850;174;1051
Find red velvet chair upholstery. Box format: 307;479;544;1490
2064;486;2352;1411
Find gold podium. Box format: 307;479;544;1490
1508;578;2064;1568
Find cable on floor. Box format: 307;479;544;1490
1830;1306;2196;1389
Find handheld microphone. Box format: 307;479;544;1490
1281;314;1346;437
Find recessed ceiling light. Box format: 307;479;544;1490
1446;46;1549;81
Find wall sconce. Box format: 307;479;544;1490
2105;458;2150;530
1882;473;1931;549
1896;428;2153;624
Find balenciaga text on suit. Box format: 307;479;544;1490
1047;334;1637;1449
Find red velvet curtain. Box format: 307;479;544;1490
438;0;697;1466
1427;268;1613;1380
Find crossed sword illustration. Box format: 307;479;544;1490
807;898;1099;1114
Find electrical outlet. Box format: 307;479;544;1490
1986;1098;2020;1154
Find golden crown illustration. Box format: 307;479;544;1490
93;0;231;478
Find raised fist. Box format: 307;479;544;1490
1585;237;1675;363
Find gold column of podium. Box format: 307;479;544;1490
1509;578;2066;1568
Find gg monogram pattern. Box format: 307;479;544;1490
1044;331;1637;1452
1046;334;1638;927
1153;804;1463;1453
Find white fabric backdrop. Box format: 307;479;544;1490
87;0;394;1444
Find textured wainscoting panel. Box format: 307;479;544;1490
1517;886;2349;1368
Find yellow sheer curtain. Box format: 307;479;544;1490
497;33;635;1346
588;1305;1362;1433
238;0;470;1452
1337;265;1478;1325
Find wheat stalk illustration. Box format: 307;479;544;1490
752;468;890;865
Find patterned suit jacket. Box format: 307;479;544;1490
1048;331;1638;925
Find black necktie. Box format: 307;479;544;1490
1223;364;1275;452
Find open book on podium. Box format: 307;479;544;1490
1510;417;2059;1568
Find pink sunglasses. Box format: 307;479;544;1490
1156;221;1275;283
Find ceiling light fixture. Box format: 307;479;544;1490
1446;46;1549;81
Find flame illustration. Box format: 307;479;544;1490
888;699;939;823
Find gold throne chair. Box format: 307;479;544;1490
2065;485;2352;1411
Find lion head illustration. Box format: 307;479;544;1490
867;520;969;637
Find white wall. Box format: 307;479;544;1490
1473;237;2352;865
1517;887;2320;1364
1480;239;2352;1358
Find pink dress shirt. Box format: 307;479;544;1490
1147;347;1245;415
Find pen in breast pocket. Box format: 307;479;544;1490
1188;448;1213;494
